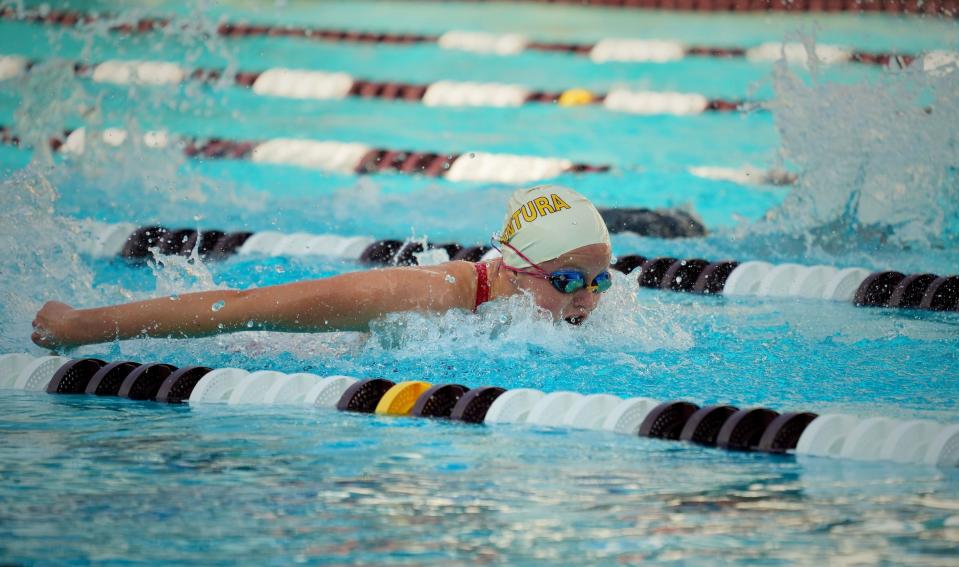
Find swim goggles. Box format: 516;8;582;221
491;238;612;295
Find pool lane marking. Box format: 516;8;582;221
4;352;959;469
0;54;750;116
0;125;796;186
0;6;937;67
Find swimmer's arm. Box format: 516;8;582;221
33;262;478;347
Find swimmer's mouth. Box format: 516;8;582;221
565;315;585;326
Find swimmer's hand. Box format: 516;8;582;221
31;301;79;350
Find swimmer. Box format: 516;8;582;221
31;185;612;349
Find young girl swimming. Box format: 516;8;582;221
31;185;612;349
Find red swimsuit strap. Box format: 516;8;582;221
473;262;491;312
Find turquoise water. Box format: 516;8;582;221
1;1;959;564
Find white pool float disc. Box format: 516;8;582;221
839;417;897;461
305;375;357;407
189;368;250;404
237;231;286;256
14;356;70;391
795;414;859;457
789;265;839;298
260;372;322;404
563;394;622;430
335;236;375;259
228;370;288;405
526;391;585;427
879;420;942;464
484;388;544;424
602;397;661;434
92;222;138;258
924;424;959;467
0;353;34;389
271;233;318;257
821;268;871;301
722;261;773;296
757;263;806;297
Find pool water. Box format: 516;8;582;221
1;0;958;564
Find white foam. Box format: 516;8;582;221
0;55;29;80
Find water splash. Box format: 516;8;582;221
756;40;959;252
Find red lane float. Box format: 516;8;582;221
2;353;957;468
0;6;937;66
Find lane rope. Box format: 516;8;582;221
0;7;946;67
0;54;751;116
614;255;959;313
1;352;957;468
0;125;796;187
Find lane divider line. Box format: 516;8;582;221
0;7;944;67
0;54;751;116
2;352;957;468
0;125;796;186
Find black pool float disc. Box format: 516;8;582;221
450;386;507;423
120;226;168;259
679;405;740;446
756;412;819;453
208;231;253;259
854;271;906;307
197;230;226;257
637;257;679;288
159;229;197;255
86;361;142;396
611;255;647;276
452;246;491;263
412;384;470;418
360;240;404;265
693;261;740;295
336;378;396;413
47;358;107;394
887;273;938;309
919;275;959;311
118;363;178;400
433;243;463;260
716;408;781;451
661;258;709;292
155;366;213;404
639;401;700;440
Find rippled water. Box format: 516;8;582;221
1;0;958;564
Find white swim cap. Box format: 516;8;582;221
496;185;610;269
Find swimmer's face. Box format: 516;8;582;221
511;243;612;326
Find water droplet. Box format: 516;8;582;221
211;300;225;312
217;323;225;330
445;274;456;284
275;265;285;274
246;320;255;328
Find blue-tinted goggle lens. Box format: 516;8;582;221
548;270;612;294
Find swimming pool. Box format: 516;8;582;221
1;0;958;563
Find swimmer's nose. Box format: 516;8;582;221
572;288;601;312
